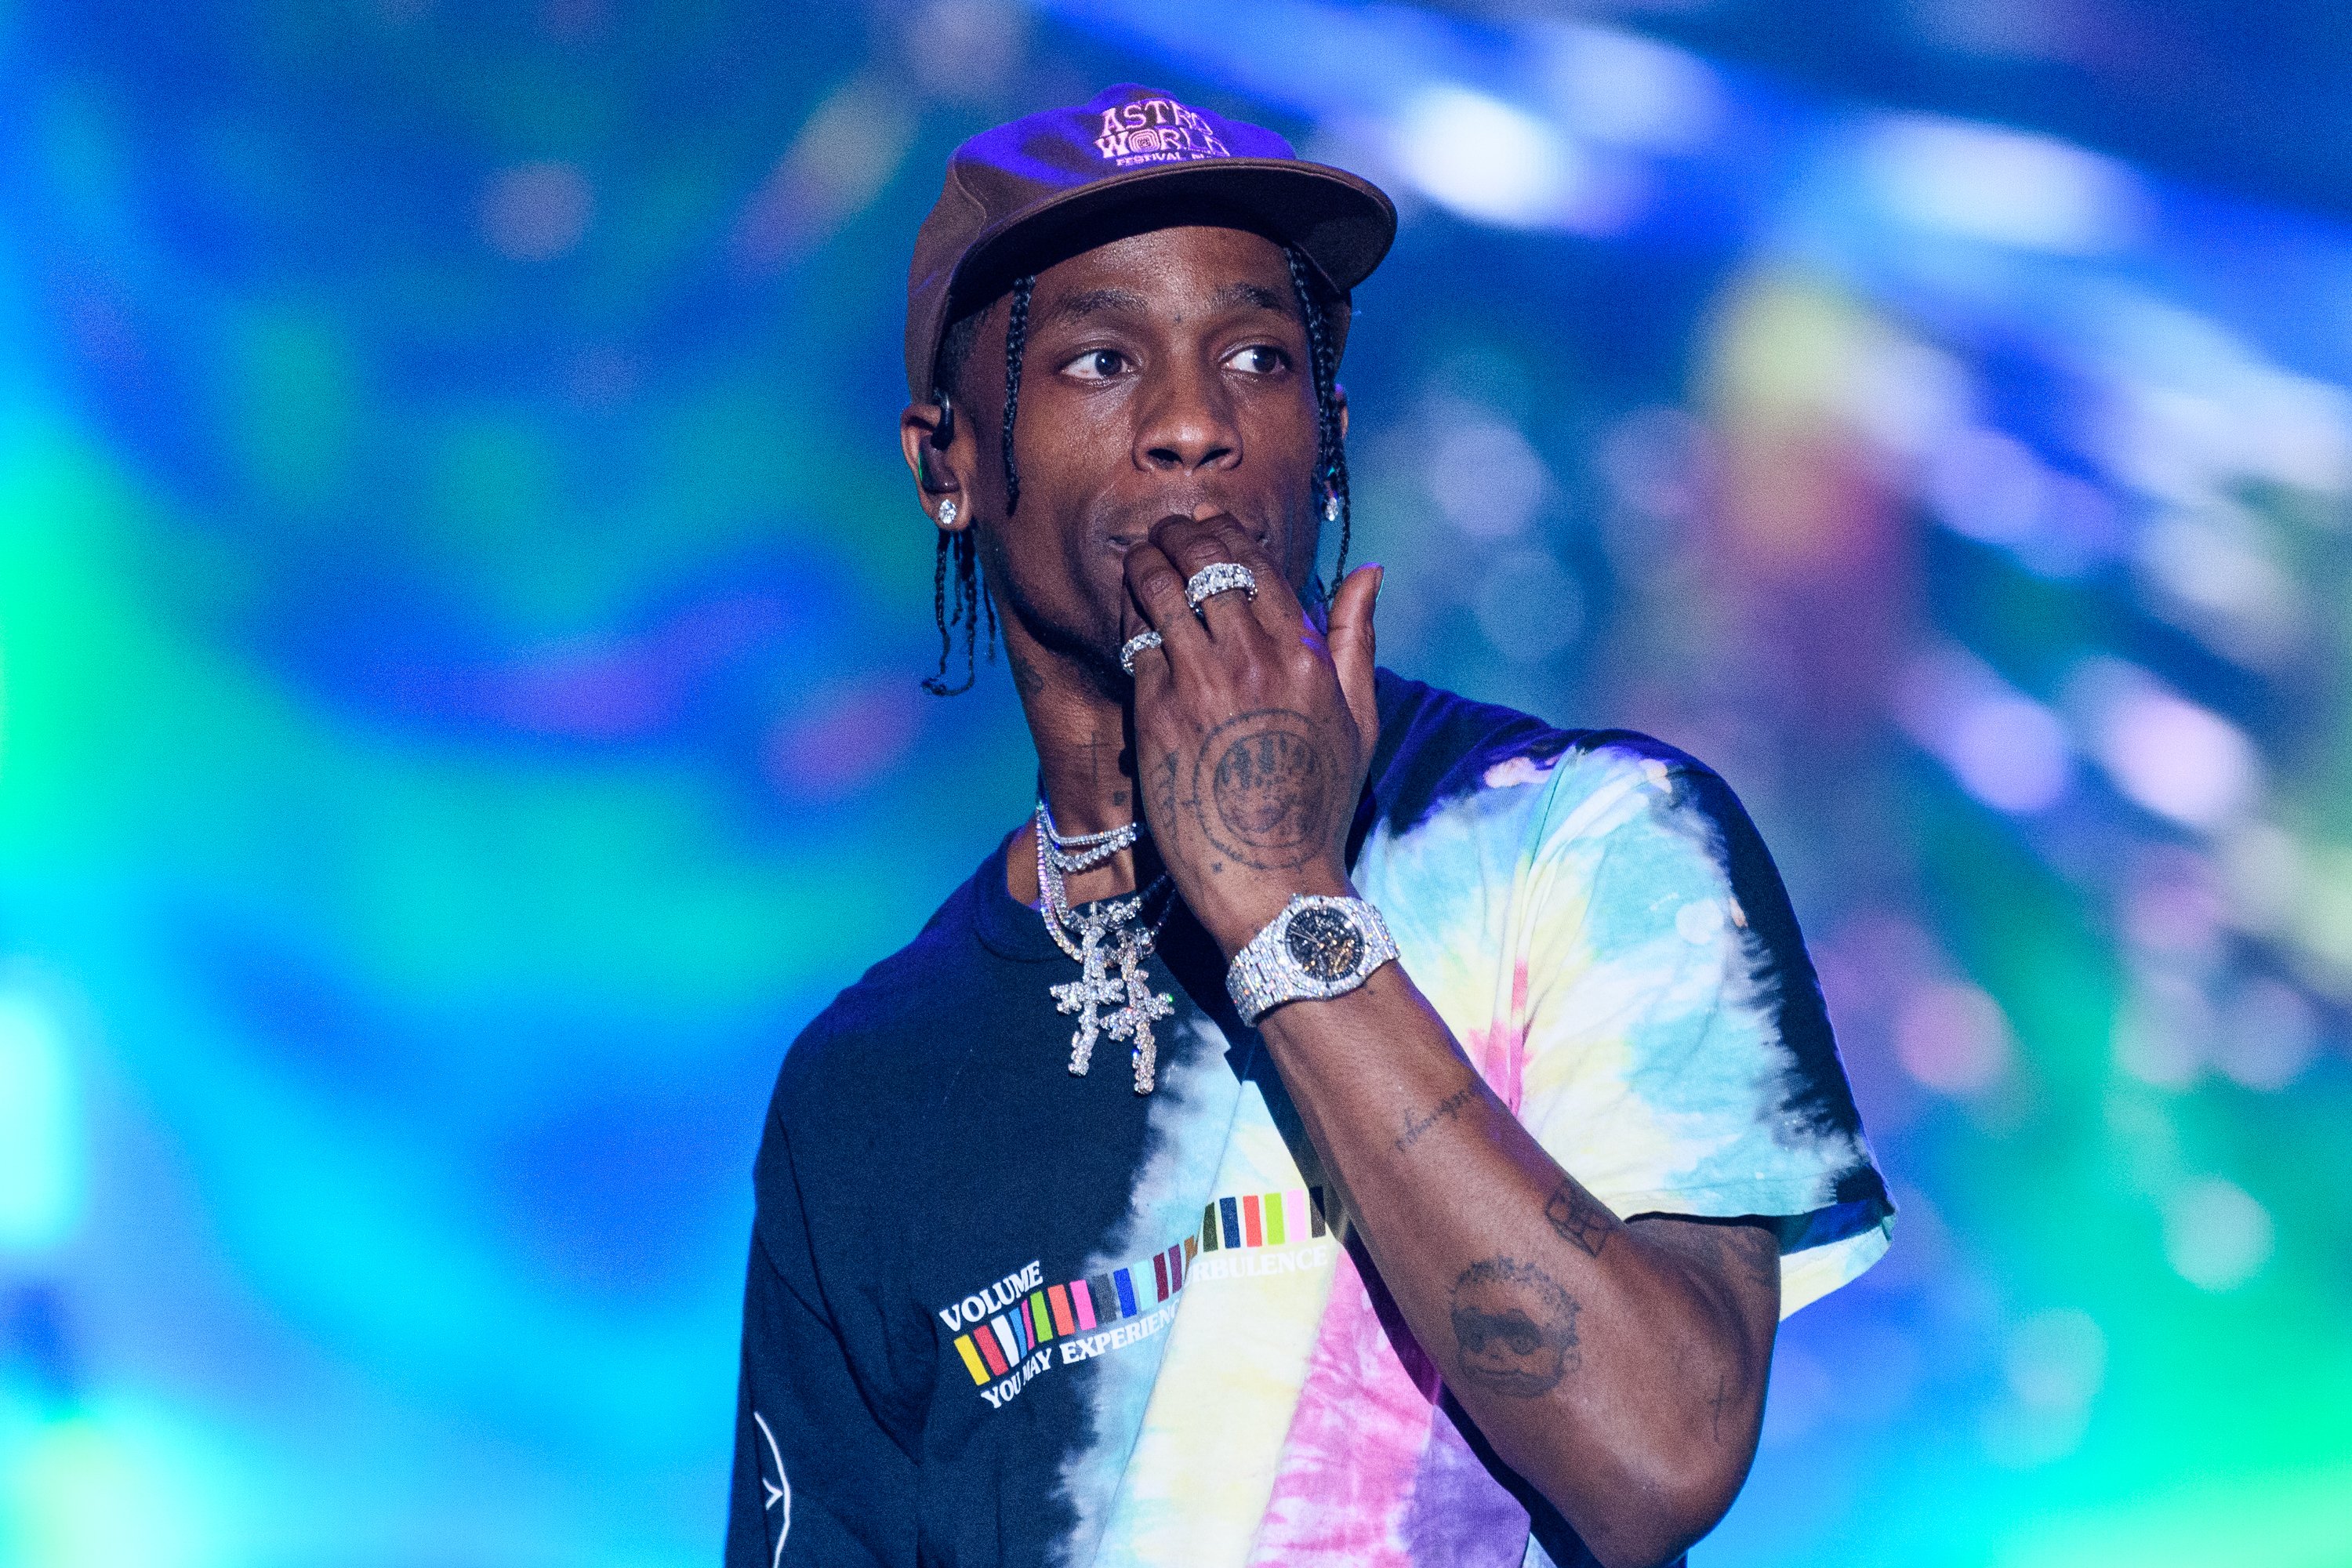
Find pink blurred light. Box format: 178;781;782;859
1894;978;2015;1094
1895;646;2074;813
2072;661;2260;829
765;680;920;797
481;162;593;261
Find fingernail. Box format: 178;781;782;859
1371;564;1386;604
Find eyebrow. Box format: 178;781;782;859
1043;287;1150;325
1039;281;1296;327
1209;281;1291;316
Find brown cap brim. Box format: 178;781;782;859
906;158;1397;402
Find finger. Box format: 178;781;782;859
1122;539;1212;673
1200;517;1306;640
1326;562;1382;747
1149;514;1261;642
1116;601;1172;687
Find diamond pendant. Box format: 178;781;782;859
1052;912;1175;1093
1105;927;1175;1094
1051;917;1122;1077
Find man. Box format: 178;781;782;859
728;85;1890;1568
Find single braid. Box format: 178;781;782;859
980;547;998;656
1285;247;1352;598
1003;274;1034;516
924;528;983;696
921;528;954;694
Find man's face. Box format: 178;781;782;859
951;224;1327;683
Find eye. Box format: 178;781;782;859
1224;343;1288;376
1062;348;1129;380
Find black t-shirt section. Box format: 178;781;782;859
743;818;1268;1566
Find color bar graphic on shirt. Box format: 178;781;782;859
1196;1186;1332;1258
946;1185;1333;1388
1028;1289;1053;1349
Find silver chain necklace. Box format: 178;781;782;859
1036;799;1174;1094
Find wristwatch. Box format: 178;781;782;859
1226;895;1400;1026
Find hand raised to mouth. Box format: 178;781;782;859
1116;510;1381;959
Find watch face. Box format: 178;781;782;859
1284;904;1365;982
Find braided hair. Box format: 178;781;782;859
920;275;1033;695
1284;245;1352;597
1002;274;1033;516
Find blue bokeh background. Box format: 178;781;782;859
5;2;2350;1564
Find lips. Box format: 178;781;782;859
1100;517;1272;554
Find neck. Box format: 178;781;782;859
1003;629;1156;908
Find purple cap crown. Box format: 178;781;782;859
1087;91;1242;166
904;85;1396;401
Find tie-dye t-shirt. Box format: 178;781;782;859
728;671;1891;1568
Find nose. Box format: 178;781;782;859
1134;358;1240;474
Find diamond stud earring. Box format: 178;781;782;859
1323;495;1340;524
938;498;959;528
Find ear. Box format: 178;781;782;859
901;398;974;533
1332;382;1349;443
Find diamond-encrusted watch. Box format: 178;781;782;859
1226;895;1399;1026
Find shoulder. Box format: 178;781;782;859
1364;668;1733;850
764;867;994;1144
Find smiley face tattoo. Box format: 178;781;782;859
1448;1257;1581;1399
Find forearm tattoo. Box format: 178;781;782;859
1543;1178;1616;1259
1394;1080;1479;1152
1448;1256;1581;1398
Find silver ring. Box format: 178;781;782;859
1184;561;1257;612
1119;630;1163;675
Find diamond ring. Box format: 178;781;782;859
1184;561;1257;612
1119;630;1163;676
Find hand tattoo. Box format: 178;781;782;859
1544;1178;1616;1259
1154;753;1182;832
1191;709;1333;870
1448;1257;1581;1399
1394;1081;1479;1153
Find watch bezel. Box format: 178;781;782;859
1229;894;1399;1026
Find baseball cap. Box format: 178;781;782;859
904;83;1398;402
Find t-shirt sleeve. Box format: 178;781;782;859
1511;749;1893;1318
726;1109;918;1568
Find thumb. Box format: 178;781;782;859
1327;563;1382;746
